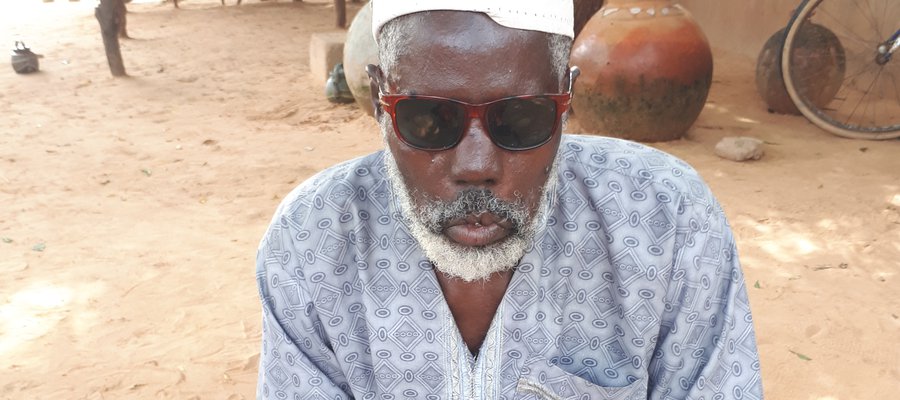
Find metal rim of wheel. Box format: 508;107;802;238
781;0;900;140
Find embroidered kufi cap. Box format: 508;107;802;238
371;0;575;41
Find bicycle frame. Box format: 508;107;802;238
877;29;900;65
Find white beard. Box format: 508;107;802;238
381;134;558;282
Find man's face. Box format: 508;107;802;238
374;12;564;281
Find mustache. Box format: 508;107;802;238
418;189;529;234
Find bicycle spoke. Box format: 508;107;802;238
830;27;875;48
788;60;874;112
852;0;879;40
862;0;883;40
832;60;875;89
819;9;873;47
888;73;900;125
830;62;878;112
878;1;889;39
862;70;878;127
846;66;882;125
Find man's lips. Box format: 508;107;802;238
442;212;513;247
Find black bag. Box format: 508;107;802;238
11;41;39;74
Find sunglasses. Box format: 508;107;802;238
377;66;580;152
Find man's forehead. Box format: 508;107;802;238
385;26;558;98
392;12;541;54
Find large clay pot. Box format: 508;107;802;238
574;0;605;37
570;0;713;142
755;24;845;115
343;1;378;116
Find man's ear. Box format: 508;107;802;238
366;64;385;119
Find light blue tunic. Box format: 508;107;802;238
256;135;764;400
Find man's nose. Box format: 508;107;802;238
448;117;502;188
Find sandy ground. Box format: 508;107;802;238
0;1;898;399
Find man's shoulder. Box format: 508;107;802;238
268;151;389;231
559;134;715;207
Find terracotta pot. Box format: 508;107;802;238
343;1;378;117
574;0;605;37
755;24;845;115
570;0;713;142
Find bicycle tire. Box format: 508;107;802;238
781;0;900;140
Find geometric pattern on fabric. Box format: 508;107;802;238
256;135;764;399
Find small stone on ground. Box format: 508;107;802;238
715;136;765;161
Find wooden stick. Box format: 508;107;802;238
335;0;346;28
117;0;128;39
95;0;127;76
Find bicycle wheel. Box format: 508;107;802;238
782;0;900;140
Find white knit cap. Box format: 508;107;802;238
371;0;574;41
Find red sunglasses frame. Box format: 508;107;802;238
377;66;581;152
379;93;571;151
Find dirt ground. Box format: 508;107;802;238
0;1;898;399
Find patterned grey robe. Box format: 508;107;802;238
256;135;764;400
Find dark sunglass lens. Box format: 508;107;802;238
486;97;558;149
395;99;465;149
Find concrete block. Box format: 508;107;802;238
309;32;346;87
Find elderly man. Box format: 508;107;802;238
255;1;763;399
